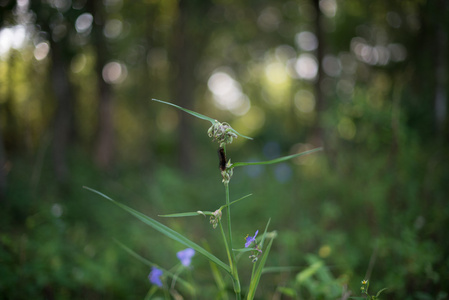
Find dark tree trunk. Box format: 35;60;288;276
50;42;76;183
0;53;17;199
170;0;212;174
0;128;7;201
312;0;326;149
88;0;115;170
434;0;447;135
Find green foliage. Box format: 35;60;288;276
84;186;231;275
84;101;325;299
1;0;449;298
294;255;344;299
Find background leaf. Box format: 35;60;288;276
84;186;231;275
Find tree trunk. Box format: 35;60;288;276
50;42;75;183
0;127;7;201
312;0;327;150
434;0;447;135
170;0;212;174
89;0;115;170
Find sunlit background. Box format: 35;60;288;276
1;0;448;299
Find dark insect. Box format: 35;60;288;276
218;147;227;171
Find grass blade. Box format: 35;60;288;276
84;186;231;275
246;219;275;300
114;240;195;294
159;194;252;218
227;127;253;140
159;211;213;218
152;98;216;124
203;241;229;300
246;236;275;300
152;98;252;141
221;193;252;209
231;147;323;168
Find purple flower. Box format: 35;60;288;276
148;267;163;287
177;248;195;267
245;230;259;248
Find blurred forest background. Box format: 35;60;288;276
1;0;448;299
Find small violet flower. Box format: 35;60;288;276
148;267;163;287
177;248;195;267
245;230;259;248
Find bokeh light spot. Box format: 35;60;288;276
319;0;337;18
322;55;341;77
71;54;87;73
257;7;281;32
208;70;251;116
34;42;50;61
274;163;292;183
265;62;288;84
294;90;315;113
103;19;123;39
102;61;127;84
51;203;63;218
75;13;93;33
295;31;318;51
295;54;318;80
319;245;332;258
237;106;265;132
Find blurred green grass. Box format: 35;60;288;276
2;136;448;299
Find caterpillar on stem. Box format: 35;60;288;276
218;147;227;171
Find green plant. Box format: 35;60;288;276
351;279;387;300
84;99;322;299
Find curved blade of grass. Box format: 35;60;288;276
152;98;252;140
203;241;229;300
233;247;257;253
231;147;323;168
159;194;252;218
247;236;275;300
84;186;231;275
246;219;274;300
159;211;213;218
114;239;194;294
227;127;253;140
152;98;216;124
222;193;252;209
261;266;303;274
376;288;388;297
259;218;272;248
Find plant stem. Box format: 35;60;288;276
223;144;240;297
219;221;232;269
225;182;241;296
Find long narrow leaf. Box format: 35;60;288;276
203;241;229;300
159;194;252;218
152;98;216;124
376;288;388;297
222;193;252;209
227;127;253;140
231;147;323;168
247;236;275;300
84;186;231;275
233;247;257;253
259;218;272;249
152;98;252;140
114;240;195;294
159;211;213;218
247;219;275;300
261;266;303;274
